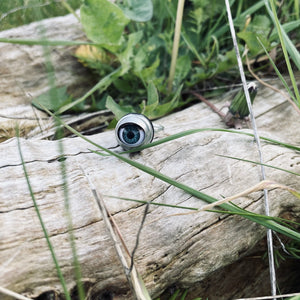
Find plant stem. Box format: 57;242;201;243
268;0;300;107
17;133;71;300
167;0;185;94
225;0;277;297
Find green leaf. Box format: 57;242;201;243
117;31;143;72
113;77;137;93
105;96;135;120
140;82;159;115
118;0;153;22
237;31;270;56
270;19;300;41
216;48;238;74
32;87;71;112
80;0;130;45
146;85;183;119
135;56;161;83
265;0;300;71
250;15;271;35
147;81;159;107
174;55;192;85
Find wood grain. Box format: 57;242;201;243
1;81;300;299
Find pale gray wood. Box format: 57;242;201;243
0;12;91;108
1;81;300;299
0;12;96;142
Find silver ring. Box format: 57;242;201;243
115;113;155;151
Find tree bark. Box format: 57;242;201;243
1;80;300;299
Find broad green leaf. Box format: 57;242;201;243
250;15;271;35
216;48;238;74
237;31;270;56
113;77;137;93
133;35;165;73
147;82;159;107
116;31;143;72
174;55;192;85
140;82;159;115
80;0;130;45
105;96;135;120
118;0;153;22
147;85;183;119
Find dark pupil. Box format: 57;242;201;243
122;125;140;144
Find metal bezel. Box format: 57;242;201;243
115;113;154;150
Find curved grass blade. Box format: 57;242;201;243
57;67;122;114
104;195;198;211
90;150;300;241
0;37;94;46
16;132;71;300
122;128;300;153
38;106;300;242
218;154;300;177
47;118;300;241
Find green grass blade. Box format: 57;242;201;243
122;128;300;153
104;195;198;211
90;149;300;241
16;132;71;300
257;37;297;103
218;154;300;177
56;129;85;300
265;0;300;105
57;67;122;114
0;37;94;46
36;20;85;298
209;208;300;230
41;110;300;242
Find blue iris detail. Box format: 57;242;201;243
120;124;144;145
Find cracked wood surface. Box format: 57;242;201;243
1;82;300;299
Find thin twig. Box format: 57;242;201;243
81;168;151;300
167;0;186;93
190;91;226;119
0;286;33;300
225;1;277;297
129;202;150;272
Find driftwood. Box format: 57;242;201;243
1;82;300;299
0;12;99;142
1;11;300;300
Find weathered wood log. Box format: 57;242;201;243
0;12;93;107
0;12;97;141
1;82;300;299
